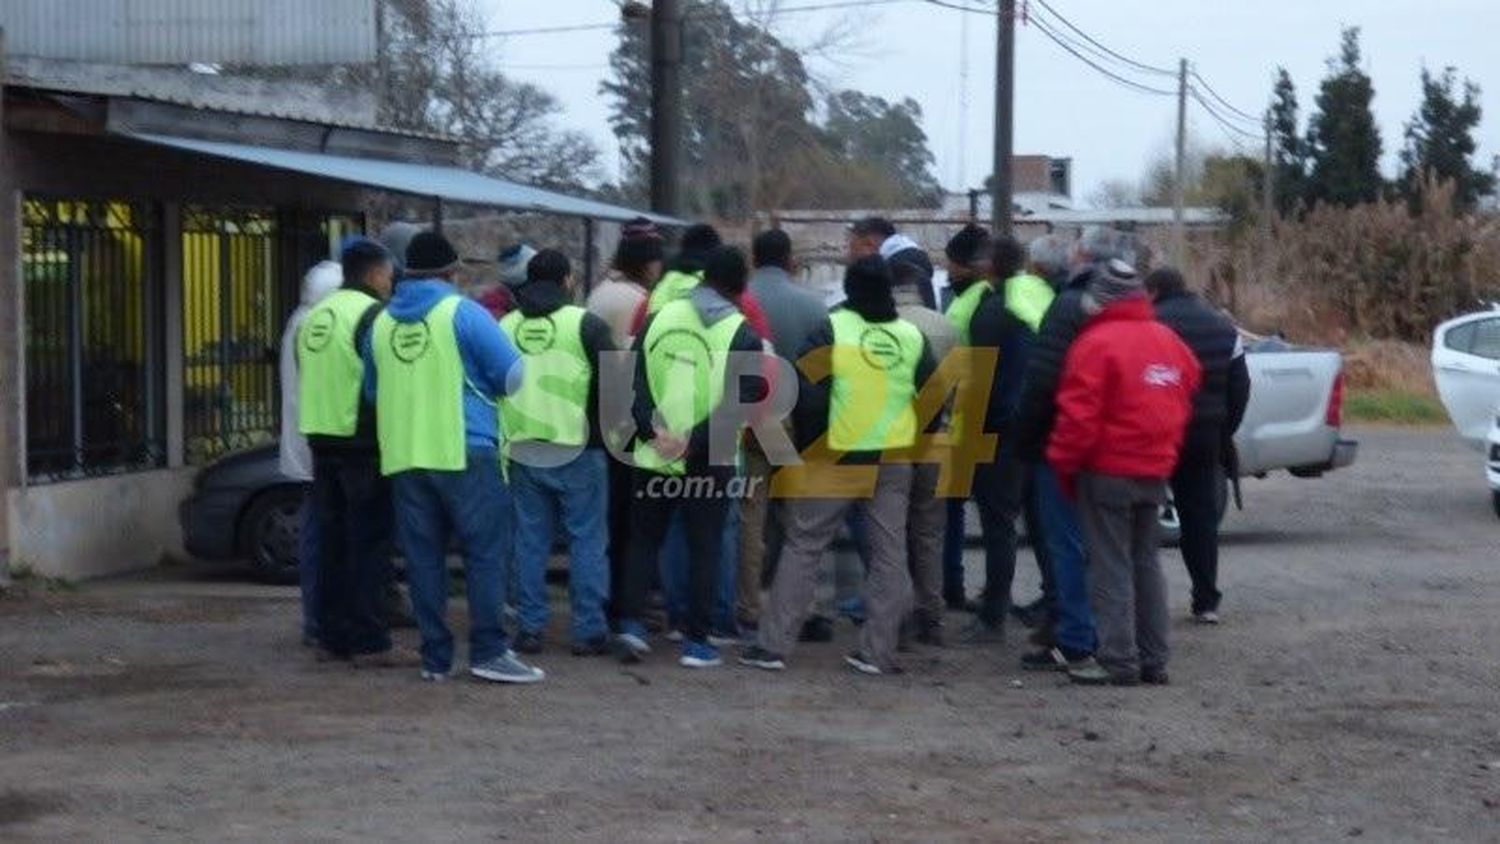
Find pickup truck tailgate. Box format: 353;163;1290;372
1237;349;1343;476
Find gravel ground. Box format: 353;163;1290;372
1;426;1497;842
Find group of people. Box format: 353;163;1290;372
280;212;1248;687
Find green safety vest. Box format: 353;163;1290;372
297;288;378;437
371;296;467;475
1003;272;1055;333
498;305;590;447
944;278;993;345
828;309;924;452
646;269;702;315
635;297;745;475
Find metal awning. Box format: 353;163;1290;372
124;132;681;225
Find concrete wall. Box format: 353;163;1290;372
8;468;195;580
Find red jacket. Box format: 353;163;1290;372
1046;297;1202;491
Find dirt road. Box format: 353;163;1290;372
2;426;1497;842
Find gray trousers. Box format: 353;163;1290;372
760;464;914;670
907;462;945;620
1077;472;1170;677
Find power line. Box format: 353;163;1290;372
1030;0;1175;77
1190;87;1262;153
1028;15;1176;96
1189;69;1261;125
475;0;909;38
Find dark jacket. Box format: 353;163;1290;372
1011;266;1094;463
631;286;768;473
792;307;938;465
308;282;384;456
1152;288;1250;435
510;279;616;452
969;281;1036;438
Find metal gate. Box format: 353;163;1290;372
181;206;284;464
21;197;164;481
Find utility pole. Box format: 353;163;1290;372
650;0;684;216
1261;110;1275;226
1172;57;1188;266
991;0;1016;234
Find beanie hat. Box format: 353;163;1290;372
404;231;462;277
944;223;992;267
678;223;722;261
842;255;898;323
1083;258;1144;313
497;243;537;288
614;217;665;273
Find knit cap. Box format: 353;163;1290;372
1082;258;1144;313
498;243;538;288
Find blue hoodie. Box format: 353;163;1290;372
362;278;525;452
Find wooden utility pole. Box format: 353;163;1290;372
650;0;683;216
991;0;1016;234
1261;111;1275;226
0;26;11;586
1172;57;1188;266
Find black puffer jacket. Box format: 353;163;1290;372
1152;288;1248;433
1010;267;1093;463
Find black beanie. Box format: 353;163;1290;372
677;223;722;265
405;231;462;276
843;255;898;323
944;223;992;267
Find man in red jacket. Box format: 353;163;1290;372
1046;259;1201;687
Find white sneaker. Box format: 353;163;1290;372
470;650;545;684
1193;610;1222;625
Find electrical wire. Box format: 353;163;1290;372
1028;14;1176;96
1190;87;1262;154
1030;0;1175;77
476;0;909;38
1189;69;1262;125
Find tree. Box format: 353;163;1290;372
1399;66;1494;211
819;91;940;205
1305;28;1383;207
1269;67;1307;214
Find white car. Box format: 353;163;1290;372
1432;307;1500;516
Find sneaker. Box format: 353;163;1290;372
513;631;545;655
679;640;722;668
798;615;835;643
844;651;900;676
1020;645;1091;672
913;611;945;647
470;650;545;684
1140;666;1170;686
1067;657;1137;687
954;618;1005;647
420;668;451;682
570;635;611;657
615;621;652;664
350;644;423;669
664;628;685;643
1193;610;1221;625
737;645;785;671
708;628;741;647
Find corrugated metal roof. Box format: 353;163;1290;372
126;132;682;225
0;0;376;65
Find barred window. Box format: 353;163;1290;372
22;198;166;481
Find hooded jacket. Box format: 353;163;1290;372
1046;297;1202;490
509;279;616;453
631;285;768;472
361;277;525;452
279;261;342;479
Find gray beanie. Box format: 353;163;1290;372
497;244;538;288
1083;258;1144;313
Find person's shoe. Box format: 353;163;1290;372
419;667;451;682
798;615;835;643
570;636;611;657
1193;610;1222;625
1020;645;1092;672
679;640;722;668
1066;657;1114;686
615;621;651;664
513;631;545;655
1140;666;1170;686
844;651;900;676
913;610;945;647
955;618;1005;647
665;628;686;643
350;644;423;669
737;645;786;671
470;650;545;684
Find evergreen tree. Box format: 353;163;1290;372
1306;28;1383;207
1399;66;1494;211
1269;67;1307;214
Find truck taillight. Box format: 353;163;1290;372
1326;370;1345;428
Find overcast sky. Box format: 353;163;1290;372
483;0;1498;207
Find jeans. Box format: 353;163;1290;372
941;498;966;603
620;467;732;644
1034;463;1096;655
297;484;321;641
661;500;739;634
312;451;394;657
392;450;512;674
511;449;610;643
1171;426;1225;614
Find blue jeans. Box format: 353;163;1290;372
510;450;610;643
1034;463;1096;655
661;497;740;634
298;484;321;640
942;498;966;603
393;450;512;674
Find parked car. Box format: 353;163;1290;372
180;444;304;584
1431;306;1500;516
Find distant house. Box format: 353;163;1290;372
0;56;667;580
